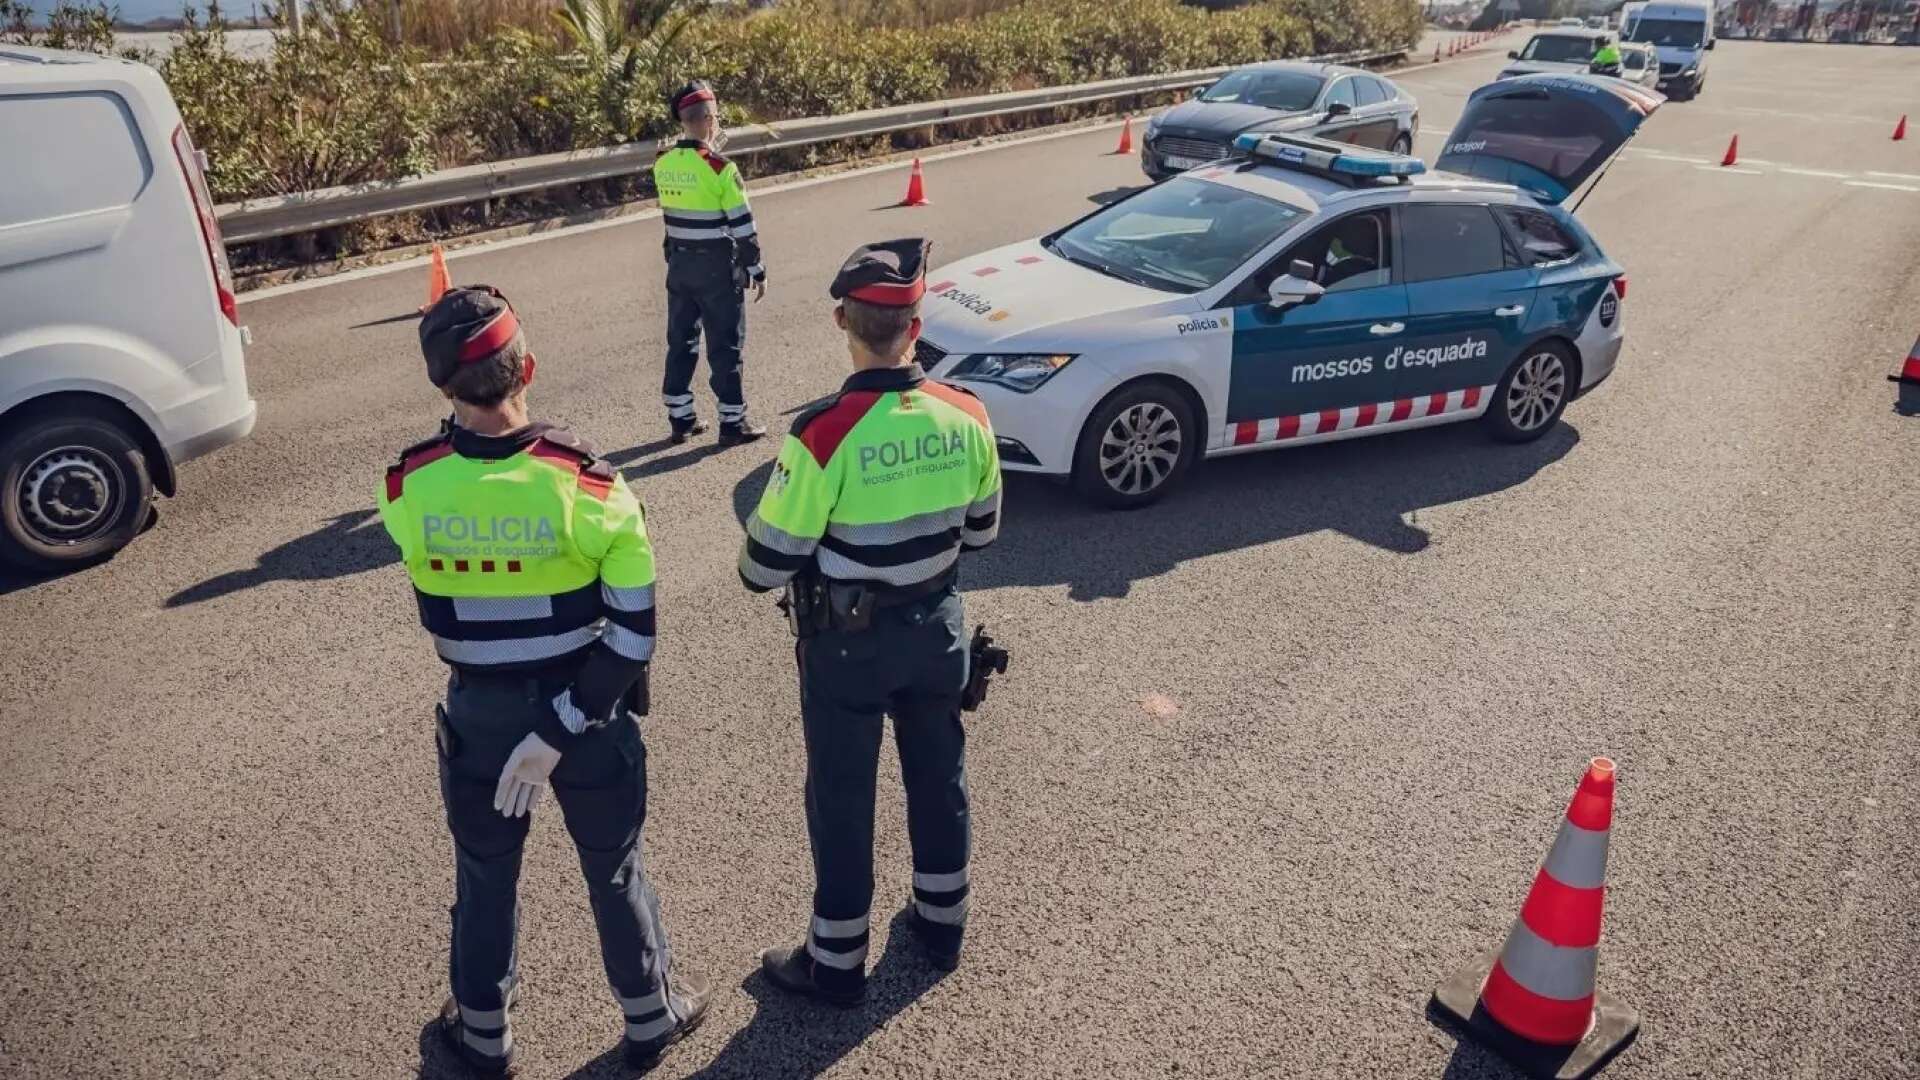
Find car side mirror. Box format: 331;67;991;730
1190;85;1207;99
1268;263;1325;311
1508;49;1520;58
1325;101;1351;118
1706;38;1715;48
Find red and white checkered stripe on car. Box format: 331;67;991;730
1229;385;1496;448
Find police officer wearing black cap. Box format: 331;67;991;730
652;79;767;446
378;286;710;1075
738;240;1004;1006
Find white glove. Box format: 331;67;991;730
494;733;561;819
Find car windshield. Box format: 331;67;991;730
1520;34;1599;62
1622;49;1649;68
1200;69;1324;111
1627;18;1704;46
1045;177;1307;294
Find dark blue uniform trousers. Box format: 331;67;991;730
437;671;684;1065
798;591;972;993
662;248;746;424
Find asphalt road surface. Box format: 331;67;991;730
4;38;1919;1080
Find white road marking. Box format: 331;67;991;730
1778;167;1850;179
1844;180;1920;193
1865;170;1920;182
1634;152;1710;164
1696;165;1763;175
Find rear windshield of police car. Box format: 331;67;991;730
1045;177;1307;294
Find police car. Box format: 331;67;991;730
917;75;1660;507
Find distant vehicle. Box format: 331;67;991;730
1586;15;1608;28
1624;0;1713;99
1500;28;1610;78
1620;1;1647;37
0;46;255;571
1141;62;1419;182
1616;42;1662;89
918;77;1657;506
1558;17;1586;26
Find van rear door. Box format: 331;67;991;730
1436;74;1662;205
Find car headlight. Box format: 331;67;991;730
945;353;1075;393
1682;66;1697;75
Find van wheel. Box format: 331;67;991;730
1391;133;1413;155
1484;342;1573;443
0;411;154;572
1072;381;1196;509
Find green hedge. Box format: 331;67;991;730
151;0;1420;204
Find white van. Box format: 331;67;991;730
1624;0;1714;99
0;45;254;571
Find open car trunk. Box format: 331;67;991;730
1437;74;1664;204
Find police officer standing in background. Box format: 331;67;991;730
379;286;709;1076
738;239;1004;1005
653;80;767;446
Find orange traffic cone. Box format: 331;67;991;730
1890;333;1920;415
1719;134;1739;167
1894;115;1908;141
419;243;451;313
898;157;930;207
1115;115;1134;155
1430;758;1640;1080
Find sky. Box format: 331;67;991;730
25;0;271;23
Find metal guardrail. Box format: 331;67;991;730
213;47;1408;245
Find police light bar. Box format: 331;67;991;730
1230;132;1427;181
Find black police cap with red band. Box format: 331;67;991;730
668;80;716;118
419;285;524;387
830;238;932;307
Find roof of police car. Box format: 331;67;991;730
1184;158;1523;213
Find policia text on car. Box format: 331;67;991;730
739;238;1007;1005
378;286;711;1076
652;79;768;446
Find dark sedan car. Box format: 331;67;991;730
1141;61;1419;181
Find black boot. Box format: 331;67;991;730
898;903;963;972
717;418;767;446
669;416;709;445
760;944;866;1007
437;994;516;1078
621;971;714;1068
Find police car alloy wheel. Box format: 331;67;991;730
1072;381;1195;508
1485;342;1573;443
0;410;154;571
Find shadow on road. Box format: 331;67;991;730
1089;184;1147;206
1439;1041;1526;1080
605;435;736;482
730;420;1580;600
165;508;397;607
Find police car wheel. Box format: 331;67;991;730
0;410;154;572
1485;343;1573;443
1072;381;1195;508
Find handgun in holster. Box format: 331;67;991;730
777;573;832;638
961;624;1010;712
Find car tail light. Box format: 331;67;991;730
171;124;238;326
1612;275;1627;300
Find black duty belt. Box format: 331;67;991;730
864;566;958;608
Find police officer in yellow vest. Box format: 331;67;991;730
739;239;1004;1005
653;80;767;446
379;286;709;1076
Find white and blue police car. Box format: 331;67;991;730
917;74;1662;507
